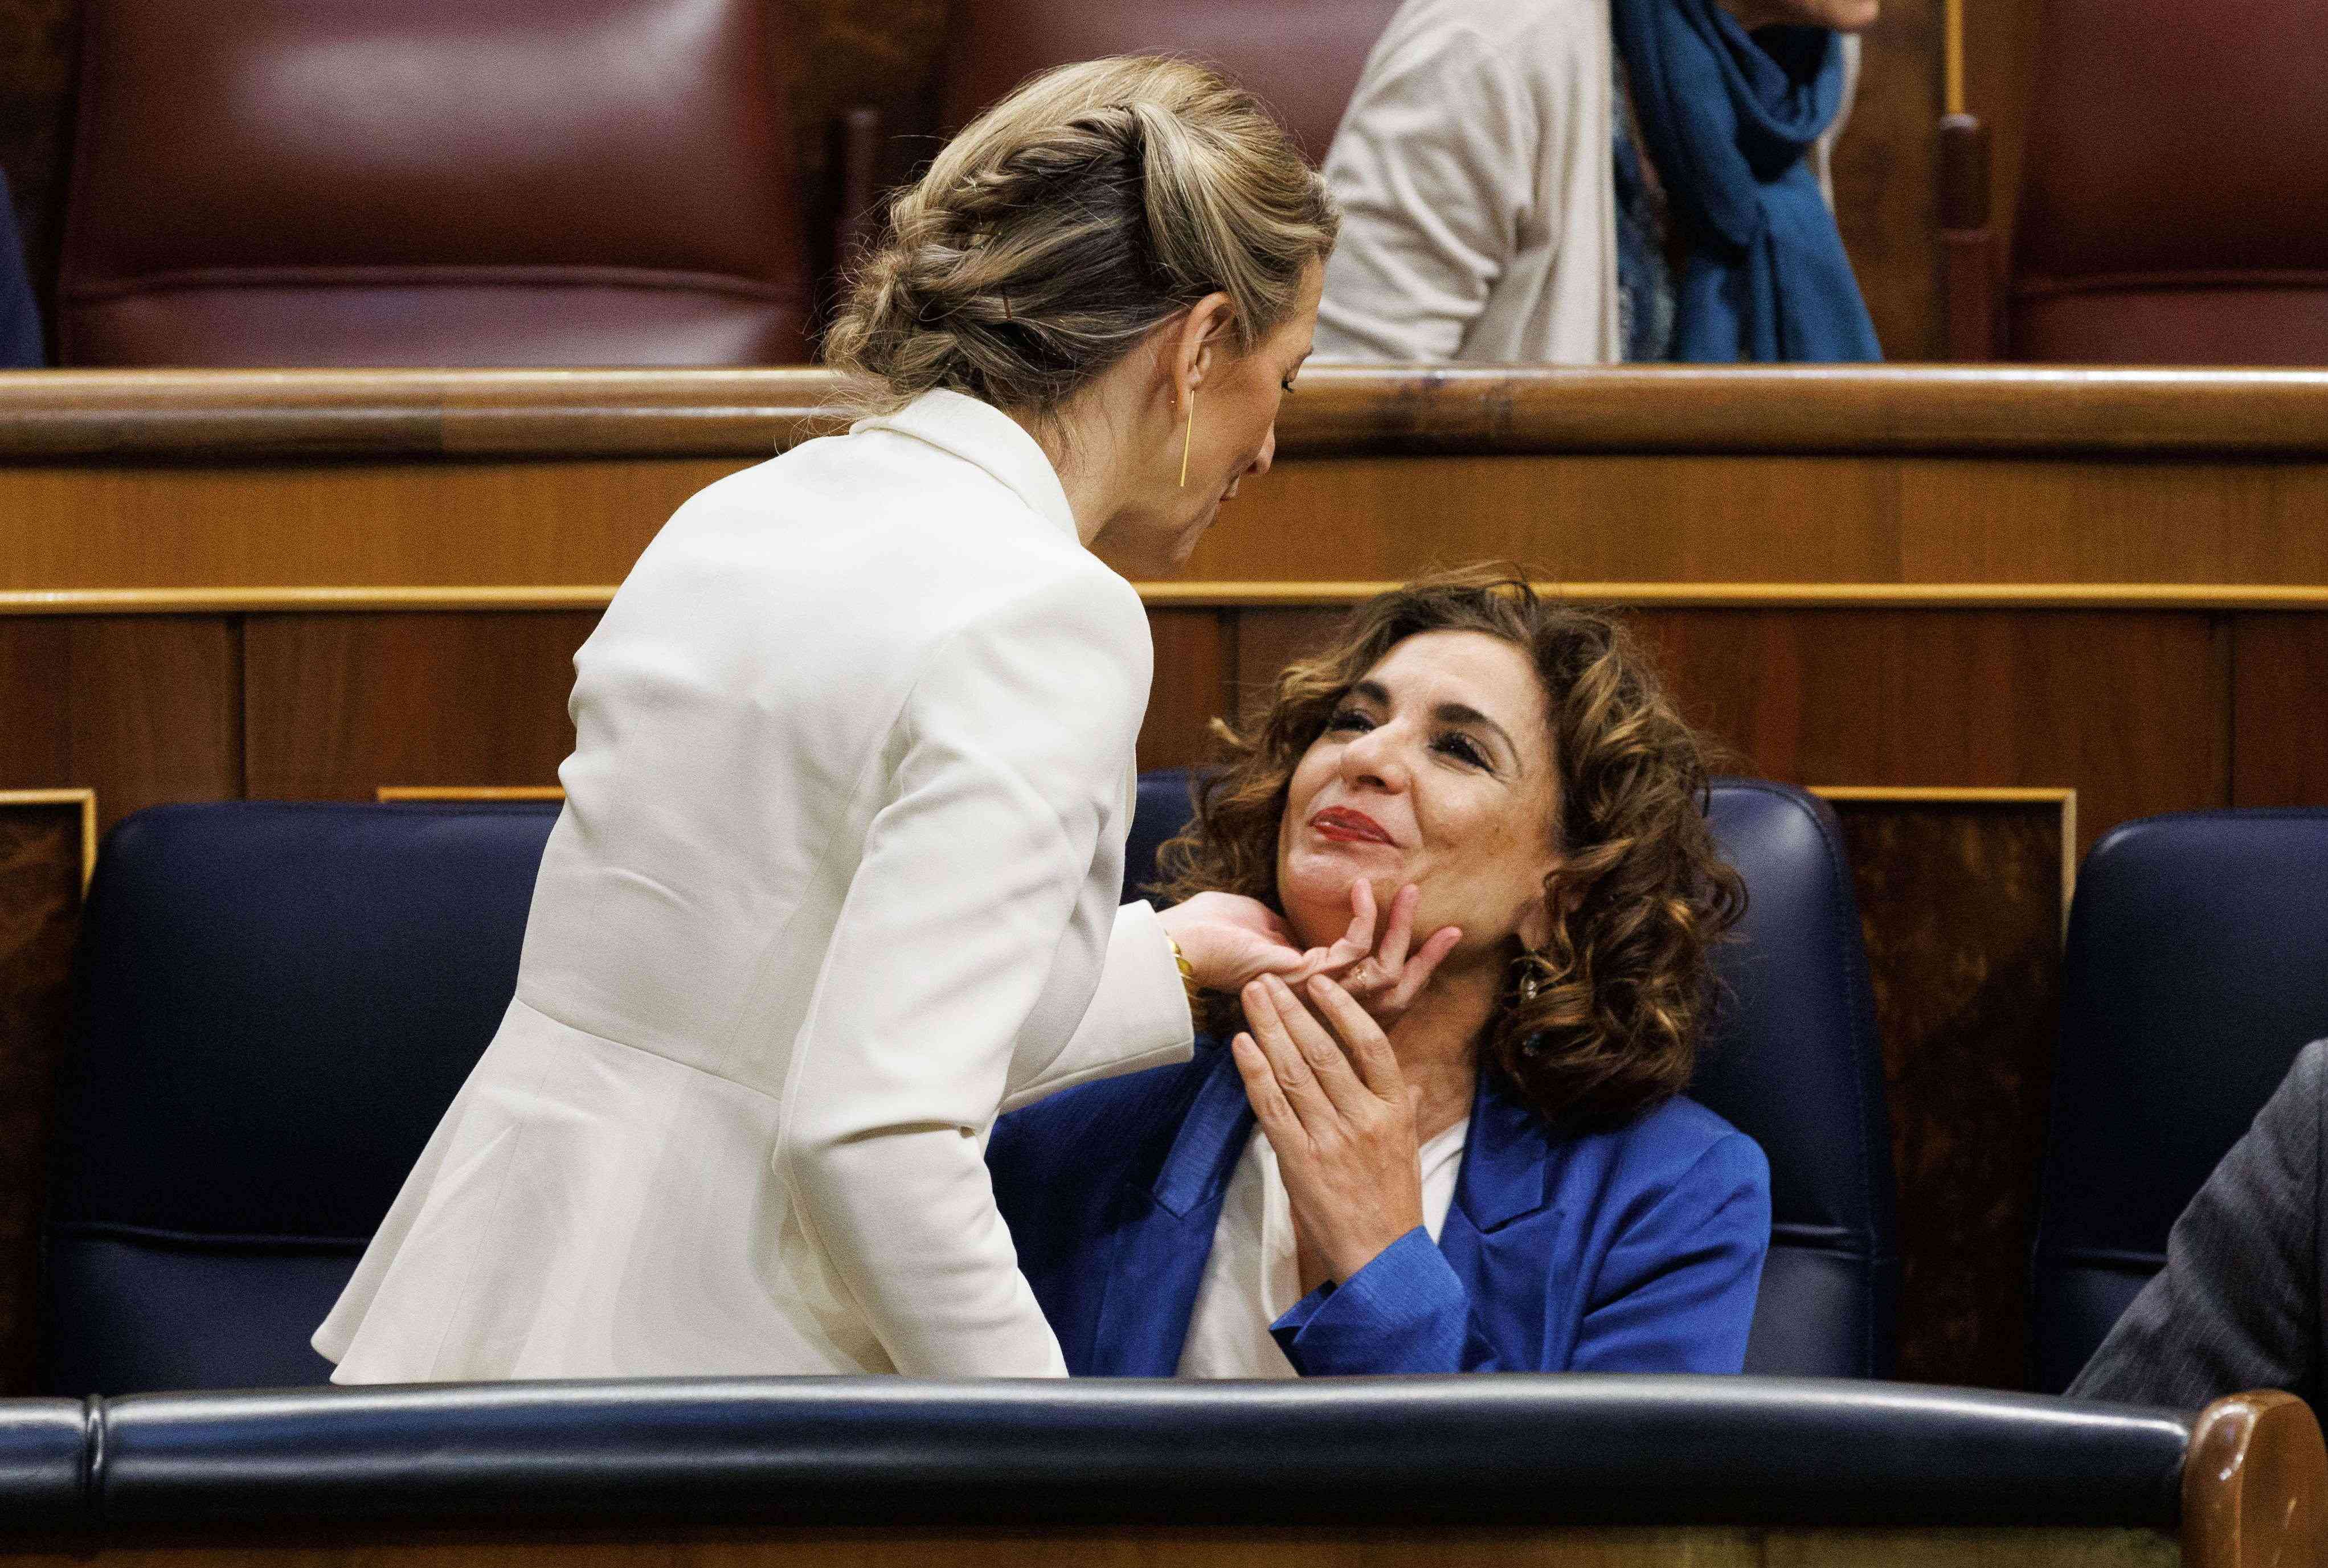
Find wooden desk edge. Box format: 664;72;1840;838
6;366;2328;459
8;582;2328;616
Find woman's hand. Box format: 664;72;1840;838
1230;972;1434;1290
1159;881;1460;1018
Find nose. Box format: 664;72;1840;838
1337;715;1410;793
1247;425;1276;481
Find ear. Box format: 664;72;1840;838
1516;862;1573;953
1167;290;1236;406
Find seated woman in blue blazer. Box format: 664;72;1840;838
989;569;1770;1376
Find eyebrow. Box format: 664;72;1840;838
1350;680;1523;771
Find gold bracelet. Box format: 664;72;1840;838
1165;932;1201;1005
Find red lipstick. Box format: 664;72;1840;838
1312;806;1394;846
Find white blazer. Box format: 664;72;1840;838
315;390;1194;1381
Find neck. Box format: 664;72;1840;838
1007;387;1135;551
1383;951;1505;1143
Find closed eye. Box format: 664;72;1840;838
1324;706;1374;734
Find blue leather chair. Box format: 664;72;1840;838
43;803;563;1395
1133;771;1897;1379
45;776;1894;1393
2031;809;2328;1393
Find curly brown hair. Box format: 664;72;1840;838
1156;568;1745;1131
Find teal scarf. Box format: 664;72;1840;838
1610;1;1881;361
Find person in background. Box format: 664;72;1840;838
1315;0;1881;365
2071;1040;2328;1409
990;571;1770;1375
1;171;43;366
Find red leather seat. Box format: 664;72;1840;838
938;0;1406;165
2007;0;2328;365
58;0;812;367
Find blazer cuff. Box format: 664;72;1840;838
1269;1227;1471;1375
999;901;1194;1113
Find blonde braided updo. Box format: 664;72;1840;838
824;55;1338;417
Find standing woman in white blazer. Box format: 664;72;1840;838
315;55;1374;1381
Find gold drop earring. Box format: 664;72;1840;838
1178;387;1197;488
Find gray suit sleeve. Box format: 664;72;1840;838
2068;1039;2326;1409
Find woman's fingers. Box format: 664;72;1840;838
1303;973;1405;1100
1373;885;1418;977
1229;1031;1298;1135
1259;973;1373;1117
1241;978;1338;1128
1382;924;1464;1012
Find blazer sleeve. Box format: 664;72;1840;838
1270;1227;1495;1374
1000;899;1192;1115
1568;1131;1771;1374
2068;1040;2326;1409
775;570;1151;1378
1314;15;1558;361
1270;1129;1773;1375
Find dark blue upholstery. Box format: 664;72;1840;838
2032;809;2328;1393
1129;771;1897;1379
2;1377;2196;1538
0;1399;88;1536
44;802;562;1396
48;777;1892;1393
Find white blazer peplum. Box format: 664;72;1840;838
315;390;1195;1381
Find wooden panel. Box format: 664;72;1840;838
2232;615;2328;808
0;457;742;592
244;614;598;801
1824;794;2067;1388
0;792;87;1395
0;1525;2183;1568
1632;609;2229;857
1832;0;1941;361
1230;608;1348;722
1136;610;1232;773
0;616;241;829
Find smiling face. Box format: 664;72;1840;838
1275;629;1565;964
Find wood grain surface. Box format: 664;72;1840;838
0;795;83;1395
7;366;2328;458
0;617;240;829
243;614;598;802
2231;614;2328;810
1824;794;2065;1388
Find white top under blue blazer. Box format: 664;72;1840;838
316;390;1196;1381
989;1041;1770;1375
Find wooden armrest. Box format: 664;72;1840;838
2183;1388;2328;1568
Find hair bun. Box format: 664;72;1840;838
824;55;1337;416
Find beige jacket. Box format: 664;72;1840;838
1316;0;1855;365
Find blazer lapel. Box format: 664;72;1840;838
1435;1071;1564;1369
1086;1047;1254;1376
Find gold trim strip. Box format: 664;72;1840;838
7;582;2328;616
377;786;566;802
0;787;99;889
1812;785;2079;931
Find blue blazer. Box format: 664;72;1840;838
988;1040;1772;1376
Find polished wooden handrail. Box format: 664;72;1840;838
2183;1390;2328;1568
5;365;2328;460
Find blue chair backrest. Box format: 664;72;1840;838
1134;771;1898;1379
2031;809;2328;1393
44;803;563;1395
47;777;1895;1393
